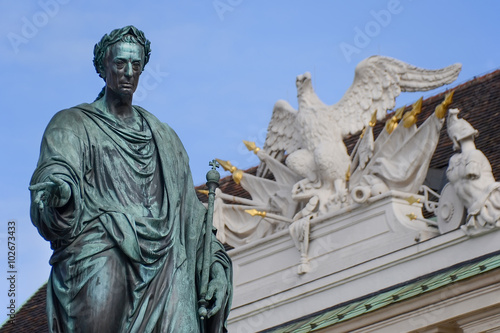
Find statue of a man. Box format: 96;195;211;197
29;26;232;333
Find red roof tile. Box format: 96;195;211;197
0;284;48;333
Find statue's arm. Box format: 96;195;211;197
206;232;232;316
164;119;232;327
465;150;490;180
29;175;71;211
206;260;229;317
201;230;232;333
30;112;85;242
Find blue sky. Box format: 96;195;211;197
1;0;500;318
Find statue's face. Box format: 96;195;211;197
103;41;144;97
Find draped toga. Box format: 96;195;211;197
30;103;231;332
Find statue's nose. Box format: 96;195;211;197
125;63;133;77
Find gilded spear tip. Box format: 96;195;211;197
443;90;454;105
385;105;406;134
215;158;236;173
395;105;406;119
403;97;423;128
413;96;423;113
435;90;455;119
243;140;261;154
232;169;243;185
215;158;243;185
245;208;267;218
197;189;209;195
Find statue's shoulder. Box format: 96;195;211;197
134;105;180;139
46;103;92;131
133;105;189;158
466;148;488;161
133;105;166;127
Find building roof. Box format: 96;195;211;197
262;250;500;332
3;69;500;332
0;283;47;333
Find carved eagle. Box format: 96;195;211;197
260;56;462;194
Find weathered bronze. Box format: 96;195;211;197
29;25;232;333
198;160;220;324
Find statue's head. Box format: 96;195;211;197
93;25;151;80
447;108;478;151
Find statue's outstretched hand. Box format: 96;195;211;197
205;262;228;318
29;175;71;211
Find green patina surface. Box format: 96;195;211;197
29;26;232;333
263;250;500;333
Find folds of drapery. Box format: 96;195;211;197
30;103;232;332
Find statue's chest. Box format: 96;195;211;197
296;106;337;148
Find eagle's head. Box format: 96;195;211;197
296;72;312;97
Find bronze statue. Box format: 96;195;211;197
29;26;232;333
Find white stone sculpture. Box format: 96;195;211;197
260;56;461;216
211;56;465;273
211;188;287;247
445;108;500;230
289;216;311;274
349;92;454;202
210;157;298;247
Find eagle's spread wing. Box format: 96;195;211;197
257;100;301;177
263;99;301;161
332;56;462;137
